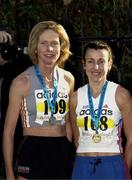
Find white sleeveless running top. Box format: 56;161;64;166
20;66;70;128
76;81;123;153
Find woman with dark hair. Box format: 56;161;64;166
70;41;132;179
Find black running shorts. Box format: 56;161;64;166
15;136;75;179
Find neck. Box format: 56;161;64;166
43;73;52;82
37;64;54;79
89;80;106;98
36;64;54;87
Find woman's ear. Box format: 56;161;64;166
82;59;86;70
108;58;113;71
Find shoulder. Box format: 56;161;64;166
58;67;75;93
108;81;119;89
59;68;74;81
71;84;88;99
13;69;30;86
10;69;30;97
70;85;87;98
116;85;132;110
116;85;131;100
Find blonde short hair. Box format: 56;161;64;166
28;21;71;67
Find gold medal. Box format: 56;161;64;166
92;133;101;143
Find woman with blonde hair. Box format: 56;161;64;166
3;21;75;179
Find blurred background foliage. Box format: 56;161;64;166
0;0;132;92
0;0;132;38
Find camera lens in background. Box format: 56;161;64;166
0;44;17;62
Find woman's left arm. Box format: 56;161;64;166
65;71;75;142
116;86;132;170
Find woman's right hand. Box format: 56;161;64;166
0;31;12;43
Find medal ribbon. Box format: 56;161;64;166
34;65;58;117
88;81;108;133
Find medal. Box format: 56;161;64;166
49;116;56;125
92;133;101;143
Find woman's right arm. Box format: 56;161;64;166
3;75;26;179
